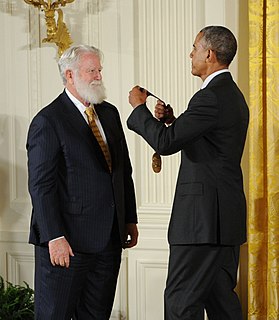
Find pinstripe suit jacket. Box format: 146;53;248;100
27;90;137;253
127;73;249;246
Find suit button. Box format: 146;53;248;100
111;203;115;207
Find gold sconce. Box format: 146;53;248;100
24;0;75;56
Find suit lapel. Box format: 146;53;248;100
58;92;110;172
94;103;115;146
94;103;119;168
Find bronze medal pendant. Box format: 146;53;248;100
139;87;168;174
152;152;162;173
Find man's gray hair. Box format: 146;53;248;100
200;26;237;66
58;45;103;85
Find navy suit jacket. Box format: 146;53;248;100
27;91;137;253
127;73;249;245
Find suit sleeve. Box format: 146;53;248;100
127;89;219;155
123;137;137;224
27;114;65;244
116;110;137;224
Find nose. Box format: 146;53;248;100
189;50;193;58
94;70;102;80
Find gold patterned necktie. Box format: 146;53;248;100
85;106;112;172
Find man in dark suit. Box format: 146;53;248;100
27;44;138;319
127;26;249;319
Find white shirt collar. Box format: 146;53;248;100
64;88;108;143
65;88;87;114
201;69;230;89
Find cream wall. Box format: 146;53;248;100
0;0;249;319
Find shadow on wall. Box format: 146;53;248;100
0;114;9;219
0;114;31;231
0;161;8;218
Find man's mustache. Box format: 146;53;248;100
90;80;103;87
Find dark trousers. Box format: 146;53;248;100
34;240;122;320
164;244;243;320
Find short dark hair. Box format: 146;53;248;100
200;26;237;66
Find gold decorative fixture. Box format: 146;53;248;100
24;0;75;56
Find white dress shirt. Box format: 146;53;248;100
65;88;109;145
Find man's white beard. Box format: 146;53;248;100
75;77;107;105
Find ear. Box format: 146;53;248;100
206;49;217;62
65;69;74;84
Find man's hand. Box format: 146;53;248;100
128;86;148;108
48;237;74;268
124;223;139;248
155;102;176;125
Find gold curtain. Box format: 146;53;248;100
248;0;279;319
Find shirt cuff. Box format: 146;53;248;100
49;236;65;242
